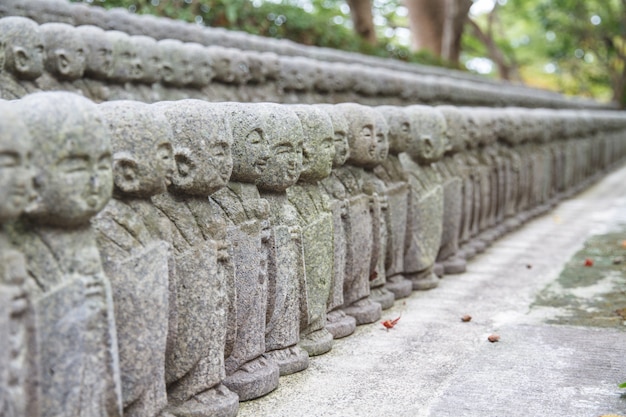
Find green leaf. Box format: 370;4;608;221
619;382;626;388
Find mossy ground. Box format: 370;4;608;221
532;225;626;329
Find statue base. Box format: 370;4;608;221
342;298;382;325
433;262;445;278
299;327;333;357
223;357;280;402
443;256;467;275
369;286;395;310
325;309;356;339
384;274;413;299
407;268;439;291
263;345;309;376
164;384;239;417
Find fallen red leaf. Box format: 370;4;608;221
584;258;594;267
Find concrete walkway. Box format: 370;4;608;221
239;165;626;417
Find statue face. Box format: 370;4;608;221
406;106;446;165
132;36;161;84
373;111;390;164
41;24;87;80
107;31;140;83
29;115;113;227
378;107;410;155
331;118;349;168
256;106;303;192
339;104;377;168
0;105;32;223
159;39;193;87
231;52;250;85
209;46;234;83
1;17;45;80
294;107;335;183
437;106;468;153
228;104;270;183
77;26;113;80
186;43;213;87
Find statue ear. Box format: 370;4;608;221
55;50;71;75
13;46;30;73
170;147;194;190
113;155;139;194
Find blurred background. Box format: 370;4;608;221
70;0;626;107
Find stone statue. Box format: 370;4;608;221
73;25;113;102
93;101;174;417
315;104;357;339
287;105;336;356
278;56;318;104
399;105;446;290
374;106;415;298
184;42;213;99
37;23;86;94
210;103;280;401
130;35;162;102
157;39;193;101
105;31;140;101
150;100;238;417
11;91;123;417
255;103;310;376
366;109;395;309
0;17;44;99
332;103;382;324
244;50;280;102
435;105;468;274
204;46;249;102
24;0;74;25
0;101;39;417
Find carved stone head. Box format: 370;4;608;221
436;105;469;154
314;104;350;168
278;56;316;92
376;106;411;156
207;46;241;84
261;51;280;81
153;100;233;197
315;62;354;93
219;102;270;184
40;22;86;81
0;101;33;224
72;3;108;27
28;0;74;24
230;48;251;86
75;25;113;81
336;103;378;169
372;108;390;164
405;105;446;165
255;103;303;192
0;16;45;80
106;30;141;83
185;42;213;88
158;39;193;87
99;101;174;199
18;92;113;227
291;105;335;183
131;35;161;84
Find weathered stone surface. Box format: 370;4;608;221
287;105;336;356
315;104;357;339
334;103;382;324
400;105;446;290
37;23;86;94
0;101;39;417
0;17;44;99
93;101;174;417
211;103;280;401
374;106;414;298
151;100;238;417
12;91;123;417
256;103;310;375
73;25;113;102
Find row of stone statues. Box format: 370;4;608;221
0;13;607;109
1;92;625;417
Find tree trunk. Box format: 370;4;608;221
405;0;471;64
347;0;377;45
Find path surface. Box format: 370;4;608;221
238;165;626;417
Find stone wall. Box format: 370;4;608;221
2;2;626;417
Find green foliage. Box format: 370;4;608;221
620;382;626;389
69;0;451;68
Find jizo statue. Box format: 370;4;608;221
0;101;39;417
150;100;238;417
255;103;310;376
37;23;86;94
12;91;123;417
93;101;174;417
211;102;280;401
0;17;44;99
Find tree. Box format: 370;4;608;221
346;0;377;44
405;0;472;64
